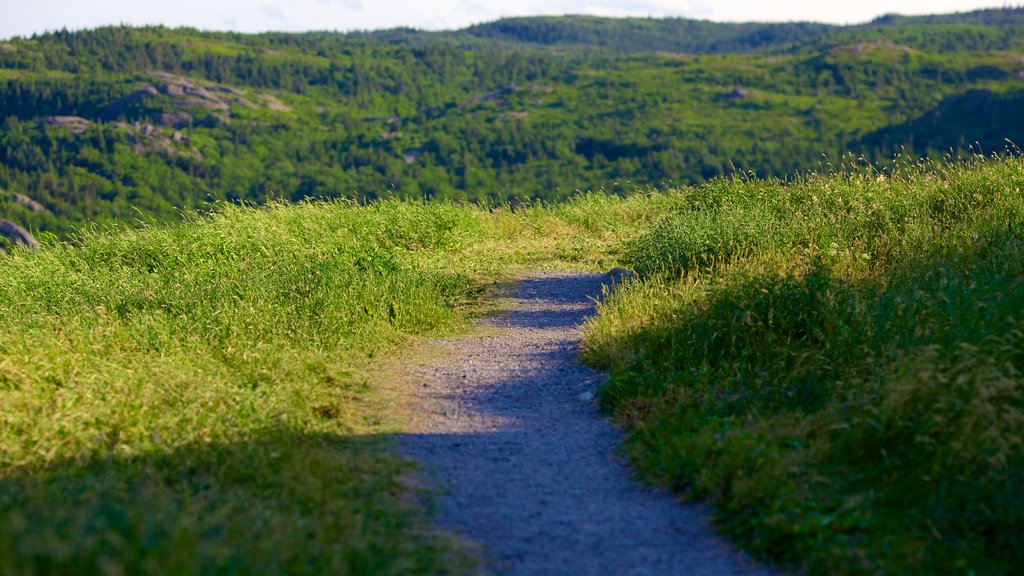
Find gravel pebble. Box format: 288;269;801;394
401;272;775;576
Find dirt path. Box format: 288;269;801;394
400;272;774;575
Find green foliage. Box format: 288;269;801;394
860;89;1024;157
0;190;679;573
3;9;1024;237
584;157;1024;574
0;201;485;574
463;16;833;54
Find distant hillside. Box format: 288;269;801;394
859;89;1024;156
461;17;834;54
459;8;1024;54
0;7;1023;239
870;7;1024;27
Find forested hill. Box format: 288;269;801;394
1;8;1024;238
460;17;835;54
459;8;1024;54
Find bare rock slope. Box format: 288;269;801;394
0;219;40;249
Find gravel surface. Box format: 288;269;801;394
400;272;774;576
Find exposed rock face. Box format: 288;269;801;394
255;93;291;112
148;71;290;113
102;85;160;120
728;87;750;99
11;193;49;214
154;111;194;129
0;219;40;249
39;71;290;136
403;146;423;165
40;116;94;134
154;76;230;113
108;121;201;160
840;41;913;58
101;75;241;121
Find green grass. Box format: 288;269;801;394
583;156;1024;574
0;193;674;574
0;201;486;574
5;157;1024;574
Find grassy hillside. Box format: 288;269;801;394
859;89;1024;155
583;155;1024;574
2;9;1024;239
0;191;676;574
0;202;480;574
3;153;1023;573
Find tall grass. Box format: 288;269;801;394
0;200;487;574
584;156;1024;574
0;191;681;574
9;160;1018;573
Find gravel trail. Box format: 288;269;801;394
400;272;774;576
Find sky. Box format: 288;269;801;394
0;0;1014;40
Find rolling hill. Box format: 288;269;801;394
1;8;1023;240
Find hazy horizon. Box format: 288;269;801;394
2;1;1015;40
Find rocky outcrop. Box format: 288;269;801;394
831;41;913;59
403;146;423;165
149;71;289;113
101;85;160;120
0;219;40;249
255;92;291;112
152;73;230;113
100;72;292;125
108;122;199;160
11;193;49;214
728;87;750;99
40;116;94;134
153;111;194;129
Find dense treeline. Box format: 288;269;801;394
463;17;834;54
1;8;1023;238
465;8;1024;54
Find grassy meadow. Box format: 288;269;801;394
0;194;673;574
584;155;1024;574
2;156;1023;574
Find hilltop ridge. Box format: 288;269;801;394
454;8;1024;54
1;7;1023;239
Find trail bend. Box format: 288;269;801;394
400;272;774;576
